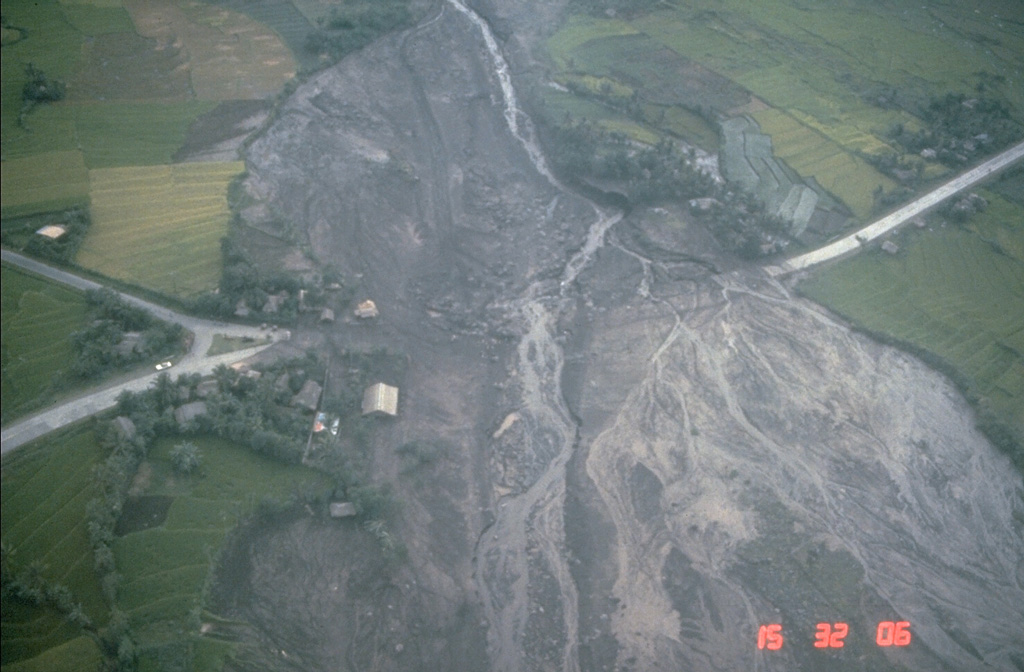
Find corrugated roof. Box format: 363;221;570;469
361;382;398;416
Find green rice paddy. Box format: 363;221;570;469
114;436;330;664
1;429;110;668
0;151;90;218
0;265;91;424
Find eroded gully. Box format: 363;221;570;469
442;2;621;670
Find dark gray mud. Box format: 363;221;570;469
213;2;1024;670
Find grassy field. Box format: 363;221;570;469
76;162;244;297
0;265;91;425
1;429;110;667
114;436;331;666
0;151;90;219
74;102;219;168
0;635;105;672
800;190;1024;445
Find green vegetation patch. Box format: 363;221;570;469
0;151;90;218
61;4;134;36
0;1;84;157
0;634;104;672
113;436;330;646
207;334;271;356
800;191;1024;462
1;430;110;634
76;161;244;297
0;265;90;424
74;101;218;168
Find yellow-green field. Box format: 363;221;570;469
751;109;898;219
76;162;244;297
0;151;90;218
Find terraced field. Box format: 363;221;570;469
76;162;244;297
800;190;1024;447
114;436;331;668
752;108;898;220
1;430;109;667
0;265;90;424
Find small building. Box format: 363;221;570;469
234;300;251;318
35;224;67;239
329;502;357;518
291;380;322;412
362;382;398;417
354;300;379;319
319;308;335;323
174;401;208;426
881;240;900;255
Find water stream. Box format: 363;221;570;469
442;1;620;669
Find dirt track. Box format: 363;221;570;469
217;2;1024;670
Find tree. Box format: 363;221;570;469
22;63;65;104
170;442;201;474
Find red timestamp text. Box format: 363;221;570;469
756;620;911;650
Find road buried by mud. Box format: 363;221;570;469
213;2;1024;671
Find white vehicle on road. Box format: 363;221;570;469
155;361;174;371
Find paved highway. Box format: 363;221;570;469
766;140;1024;276
1;251;281;455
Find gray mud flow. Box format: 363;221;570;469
221;2;1024;671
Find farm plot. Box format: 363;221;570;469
217;0;318;71
0;265;90;424
125;0;297;100
113;436;330;664
0;151;90;218
76;161;244;297
0;635;104;672
1;430;110;670
69;32;193;103
73;101;218;168
752;108;898;220
800;191;1024;444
